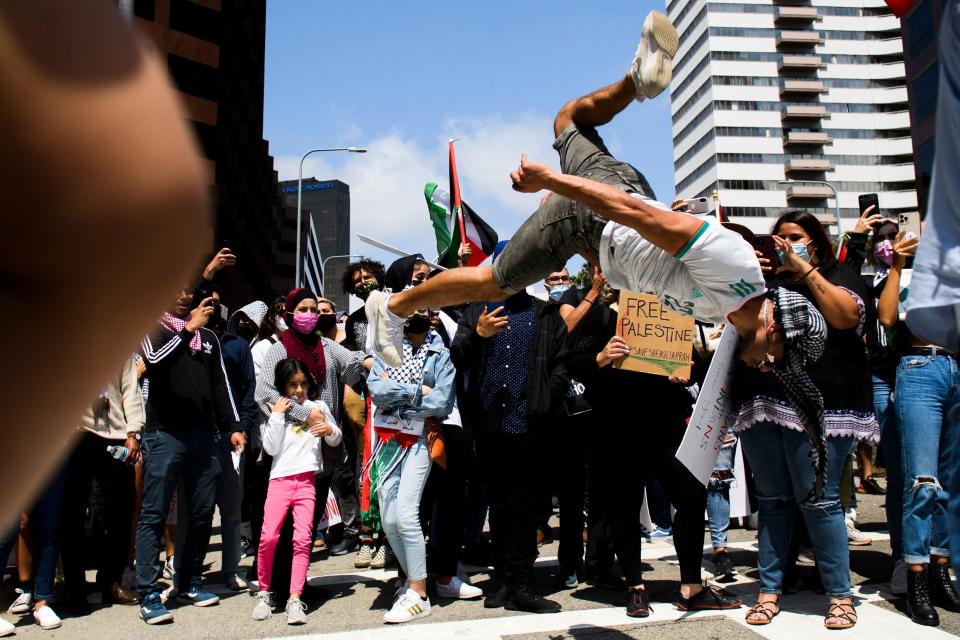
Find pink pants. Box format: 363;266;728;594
257;471;316;594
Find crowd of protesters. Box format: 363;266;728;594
3;5;960;636
1;203;958;634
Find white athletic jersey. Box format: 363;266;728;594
598;197;765;323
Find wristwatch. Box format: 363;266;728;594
128;432;141;441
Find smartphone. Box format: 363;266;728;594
684;197;711;215
898;211;922;239
858;193;879;217
753;234;780;278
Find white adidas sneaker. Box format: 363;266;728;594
630;11;680;101
383;588;431;624
364;290;405;368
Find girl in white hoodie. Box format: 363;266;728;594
252;359;341;625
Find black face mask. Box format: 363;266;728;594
237;322;257;340
316;313;337;332
404;314;431;335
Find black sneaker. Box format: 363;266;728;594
484;580;508;609
676;584;742;611
711;551;737;583
505;586;561;614
329;532;359;557
626;587;652;618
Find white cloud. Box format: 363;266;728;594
274;112;565;266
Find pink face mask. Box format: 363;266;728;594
292;311;318;334
874;239;894;266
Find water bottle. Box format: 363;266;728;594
106;445;129;462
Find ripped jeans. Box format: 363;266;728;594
895;353;958;565
740;422;854;598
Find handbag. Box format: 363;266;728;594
425;417;447;469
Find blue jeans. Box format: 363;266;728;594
176;436;244;577
740;423;854;597
707;439;737;549
135;429;221;598
377;438;432;580
14;469;66;601
895;354;959;564
873;372;903;559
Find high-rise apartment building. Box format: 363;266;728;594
668;0;918;234
279;179;352;311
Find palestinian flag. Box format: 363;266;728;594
425;141;498;268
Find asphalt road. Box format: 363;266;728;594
1;488;958;639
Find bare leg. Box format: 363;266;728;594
554;75;636;137
386;266;507;318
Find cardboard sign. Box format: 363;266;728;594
613;291;695;378
676;324;738;484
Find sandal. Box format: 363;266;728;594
824;602;857;630
745;600;780;625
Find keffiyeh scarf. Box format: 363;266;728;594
770;288;828;501
160;312;201;352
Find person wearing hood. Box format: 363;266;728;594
177;301;267;592
255;288;373;602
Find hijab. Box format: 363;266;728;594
279;288;327;385
384;254;426;293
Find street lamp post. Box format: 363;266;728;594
320;254;364;296
296;147;367;287
777;178;840;232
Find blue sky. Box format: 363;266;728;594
264;0;675;273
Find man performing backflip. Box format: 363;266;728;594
367;12;777;372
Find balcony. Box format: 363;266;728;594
784;130;832;146
780;79;826;95
776;30;824;47
785;184;835;200
775;6;820;23
785;157;834;172
782;104;829;119
779;55;825;70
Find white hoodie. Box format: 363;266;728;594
261;399;342;480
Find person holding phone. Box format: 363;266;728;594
731;210;877;630
877;228;960;626
135;289;244;624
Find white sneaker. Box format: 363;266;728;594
383;588;431;624
285;597;307;625
251;590;273;621
890;559;908;595
0;616;15;637
629;11;679;101
162;556;175;581
364;290;405;367
845;511;872;546
436;576;483;600
33;605;61;630
7;590;31;615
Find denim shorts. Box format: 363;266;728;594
491;124;655;294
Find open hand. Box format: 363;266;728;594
892;229;919;269
510;154;553;193
477;305;509;337
772;235;808;275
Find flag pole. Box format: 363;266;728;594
449;140;467;258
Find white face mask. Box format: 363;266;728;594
275;316;289;333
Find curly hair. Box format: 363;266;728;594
341;258;386;295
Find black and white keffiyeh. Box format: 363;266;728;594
770;287;829;501
383;334;431;386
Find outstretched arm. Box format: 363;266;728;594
510;155;702;256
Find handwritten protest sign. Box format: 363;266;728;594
676;324;738;484
614;291;695;378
